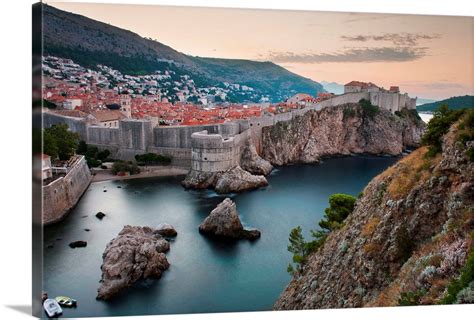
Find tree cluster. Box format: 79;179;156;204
43;124;79;160
287;193;356;275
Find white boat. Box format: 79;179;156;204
43;298;63;318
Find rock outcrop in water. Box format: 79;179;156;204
199;198;261;240
97;225;171;300
274;113;473;309
240;142;273;176
155;223;177;237
182;166;268;194
262;104;425;165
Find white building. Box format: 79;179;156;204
63;98;82;110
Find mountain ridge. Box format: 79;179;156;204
42;4;324;102
417;95;473;112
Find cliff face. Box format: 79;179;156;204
274;116;474;309
262;104;425;165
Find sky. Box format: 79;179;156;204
50;2;473;100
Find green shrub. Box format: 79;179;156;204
466;147;474;162
395;223;413;263
286;193;356;274
421;104;465;157
43;124;79;160
85;145;99;159
399;290;425;306
97;149;111;161
318;194;357;232
112;161;140;175
407;109;422;121
359;99;379;119
441;248;474;304
135;153;172;165
76;140;88;155
343;108;356;119
86;157;101;168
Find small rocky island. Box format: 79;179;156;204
199;198;261;240
97;225;176;300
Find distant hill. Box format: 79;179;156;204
42;4;324;102
417;95;474;112
416;98;437;106
320;81;344;95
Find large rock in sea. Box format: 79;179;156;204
182;166;268;194
97;225;171;300
199;198;261;240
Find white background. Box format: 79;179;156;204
0;0;472;319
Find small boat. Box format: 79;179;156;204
43;298;63;318
55;296;77;307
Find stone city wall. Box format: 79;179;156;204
42;156;92;225
88;126;120;147
189;130;249;172
42;90;415;170
43;112;89;141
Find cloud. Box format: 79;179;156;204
341;33;441;46
420;82;466;90
265;47;428;64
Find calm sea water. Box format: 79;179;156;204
43;156;397;317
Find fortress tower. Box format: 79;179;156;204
120;94;132;118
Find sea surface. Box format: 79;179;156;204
43;156;398;317
418;112;434;123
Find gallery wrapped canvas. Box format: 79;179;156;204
32;1;473;318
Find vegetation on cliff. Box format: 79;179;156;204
275;107;474;310
421;105;466;157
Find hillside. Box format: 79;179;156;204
42;4;324;102
274;109;474;309
417;95;473;112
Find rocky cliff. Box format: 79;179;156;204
262;104;425;165
274;113;474;309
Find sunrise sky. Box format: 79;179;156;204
50;2;473;100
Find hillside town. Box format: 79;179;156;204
42;56;338;126
42;55;417;127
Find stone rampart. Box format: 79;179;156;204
42;155;92;224
88;126;120;147
190;130;242;172
43;112;89;141
42;90;416;170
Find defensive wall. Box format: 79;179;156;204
42;155;92;225
42;91;416;170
